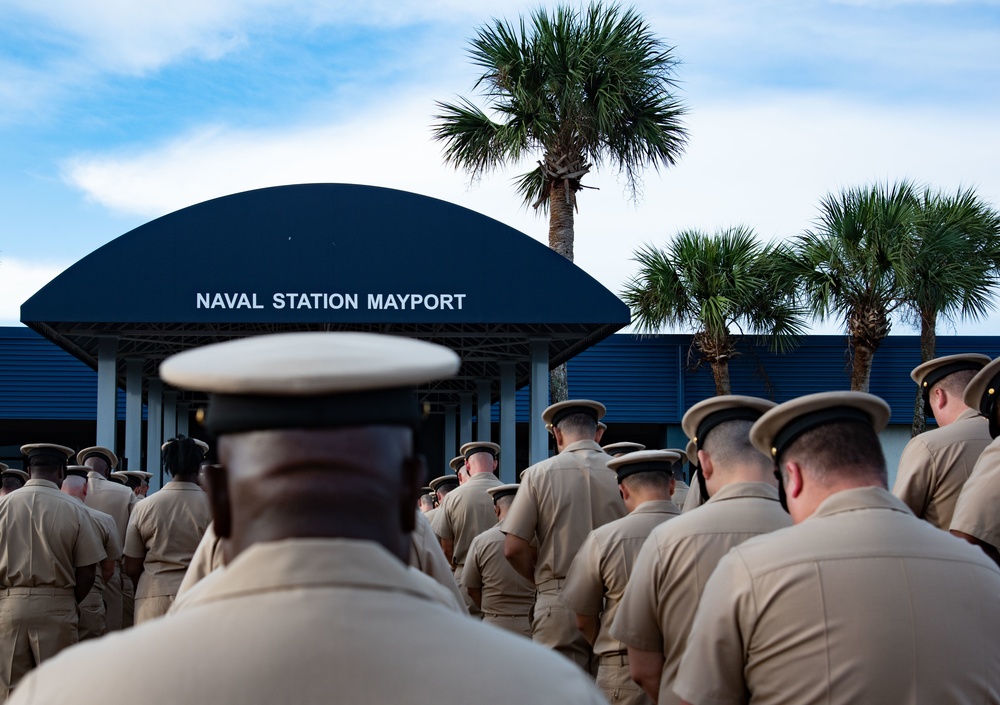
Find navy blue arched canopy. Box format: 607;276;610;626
22;184;630;405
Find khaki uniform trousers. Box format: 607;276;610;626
0;588;79;699
121;572;135;628
482;612;531;638
77;587;105;641
134;595;175;625
453;564;482;619
597;652;652;705
104;565;124;632
532;584;594;673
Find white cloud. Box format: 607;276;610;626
0;258;67;326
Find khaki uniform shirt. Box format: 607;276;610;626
175;521;225;600
674;487;1000;705
11;539;609;705
84;472;138;543
409;510;467;612
75;500;122;592
561;499;681;657
503;439;626;586
672;481;690;509
892;409;991;529
124;481;211;599
430;472;502;572
610;482;791;705
681;475;704;513
951;436;1000;549
461;521;535;618
0;480;105;588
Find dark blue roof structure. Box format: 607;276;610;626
20;184;630;405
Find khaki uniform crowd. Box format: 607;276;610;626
2;336;1000;704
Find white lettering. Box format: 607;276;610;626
273;293;285;309
197;293;210;308
454;294;466;310
409;294;423;309
383;295;399;310
424;294;439;310
236;293;252;309
211;293;225;309
440;294;453;309
344;293;358;309
296;294;312;309
368;294;384;309
395;294;410;308
252;293;264;309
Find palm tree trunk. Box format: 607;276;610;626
851;341;876;392
710;359;732;396
911;308;938;436
548;180;575;262
547;180;576;403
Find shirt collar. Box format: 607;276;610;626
561;439;604;454
632;499;681;516
809;486;912;521
705;481;780;505
24;478;59;490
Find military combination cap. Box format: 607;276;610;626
159;332;460;435
448;456;466;473
607;449;681;483
161;438;210;455
2;468;29;483
22;444;75;463
0;462;6;473
108;473;129;486
429;475;460;493
598;421;608;432
65;465;91;479
77;446;119;470
912;353;991;409
682;396;777;451
750;391;891;460
602;441;645;456
460;442;500;460
964;356;1000;436
541;400;607;430
122;470;153;482
487;483;519;502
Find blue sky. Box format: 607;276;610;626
2;0;999;335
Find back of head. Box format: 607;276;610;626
162;435;205;478
620;470;673;497
781;420;887;489
1;476;24;494
703;420;772;479
61;474;88;498
557;412;598;441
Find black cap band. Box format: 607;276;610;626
773;407;872;459
79;450;113;467
464;448;497;461
206;387;420;435
552;406;599;427
491;488;518;502
696;408;766;449
615;461;675;483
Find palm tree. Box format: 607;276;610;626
905;186;1000;434
432;3;688;402
782;181;918;393
433;3;687;261
622;226;805;395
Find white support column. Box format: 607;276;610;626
145;379;163;493
476;379;492;442
443;404;457;465
96;338;118;450
529;340;549;465
161;392;178;490
459;394;473;447
124;358;143;472
499;362;517;483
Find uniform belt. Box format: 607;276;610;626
481;611;529;620
536;578;565;593
599;652;629;666
1;586;75;597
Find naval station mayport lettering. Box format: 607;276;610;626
196;292;467;310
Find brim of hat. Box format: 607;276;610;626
964;357;1000;411
541;399;606;424
749;392;891;458
681;396;777;440
910;353;992;384
607;449;681;472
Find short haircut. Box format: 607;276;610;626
935;369;979;400
620;470;673;494
780;420;887;487
703;420;769;473
556;413;597;438
1;476;24;491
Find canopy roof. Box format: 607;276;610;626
22;184;630;406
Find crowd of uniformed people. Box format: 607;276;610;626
1;334;1000;703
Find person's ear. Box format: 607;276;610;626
699;450;713;482
785;461;805;499
203;464;232;539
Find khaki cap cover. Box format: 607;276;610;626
459;442;500;459
429;475;460;492
601;442;645;455
76;446;119;469
121;470;154;482
487;483;519;501
448;456;466;473
964;356;1000;416
108;473;129;485
910;353;991;386
541;399;607;426
161;438;210;455
681;396;777;445
607;449;681;482
65;464;90;478
685;439;698;466
2;468;28;483
749;391;891;459
23;443;76;461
